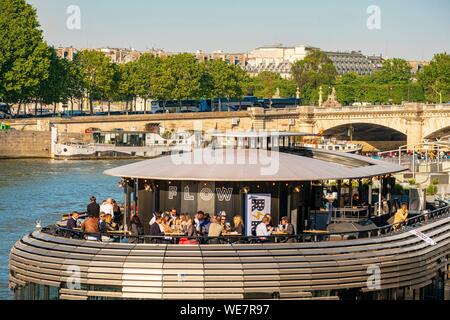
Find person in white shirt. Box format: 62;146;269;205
256;217;273;238
100;198;114;216
149;212;162;226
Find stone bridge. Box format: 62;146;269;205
8;103;450;148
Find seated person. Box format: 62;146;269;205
231;215;244;235
104;214;117;232
179;213;189;233
281;216;296;243
220;214;229;230
256;217;273;239
186;217;197;238
129;215;145;244
149;216;166;244
393;203;409;231
149;216;165;237
149;212;162;226
162;213;172;233
66;212;79;230
112;199;122;225
81;216;100;240
208;215;224;238
98;213;106;233
281;217;295;236
195;211;211;236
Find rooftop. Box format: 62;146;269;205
104;148;406;182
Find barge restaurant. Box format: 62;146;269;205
9;134;450;300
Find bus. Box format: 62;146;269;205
258;98;302;109
149;96;300;114
150;100;203;114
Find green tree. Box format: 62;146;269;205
291;50;337;105
370;58;412;84
74;50;116;114
0;0;51;113
165;54;205;103
134;53;161;113
37;47;68;115
418;53;450;104
335;73;364;105
205;59;249;111
151;58;173;112
336;67;425;106
64;59;84;114
116;61;138;112
248;71;297;98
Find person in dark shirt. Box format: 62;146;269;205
87;196;100;217
112;199;122;225
149;216;165;244
130;214;145;243
231;215;244;235
66;212;79;230
281;216;296;243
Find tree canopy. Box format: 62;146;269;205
418;53;450;104
74;50;117;113
0;1;448;111
0;0;51;105
291;50;337;105
248;71;296;98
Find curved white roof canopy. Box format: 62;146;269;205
104;149;407;182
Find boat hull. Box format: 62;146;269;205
9;214;450;300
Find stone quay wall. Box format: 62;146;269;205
0;131;51;159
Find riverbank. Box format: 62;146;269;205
0;131;51;158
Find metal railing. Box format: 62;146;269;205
41;201;450;244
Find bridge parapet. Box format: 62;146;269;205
6;104;450;145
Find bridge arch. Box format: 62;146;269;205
318;122;407;151
314;117;408;136
424;125;450;140
423;116;450;140
321;123;407;141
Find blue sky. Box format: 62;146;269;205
27;0;450;60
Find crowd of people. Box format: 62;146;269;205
65;196;123;240
371;150;450;162
129;209;296;244
64;198;297;243
63;193;411;243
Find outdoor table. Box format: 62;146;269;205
107;230;130;235
165;232;186;244
222;233;242;243
304;230;330;242
304;230;329;234
165;232;186;237
272;231;288;243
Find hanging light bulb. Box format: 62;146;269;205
144;182;154;192
241;186;250;194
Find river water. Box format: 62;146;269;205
0;159;135;300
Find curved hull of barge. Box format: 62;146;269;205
9;215;450;300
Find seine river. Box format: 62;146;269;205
0;159;135;300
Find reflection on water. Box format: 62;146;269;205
0;159;135;300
